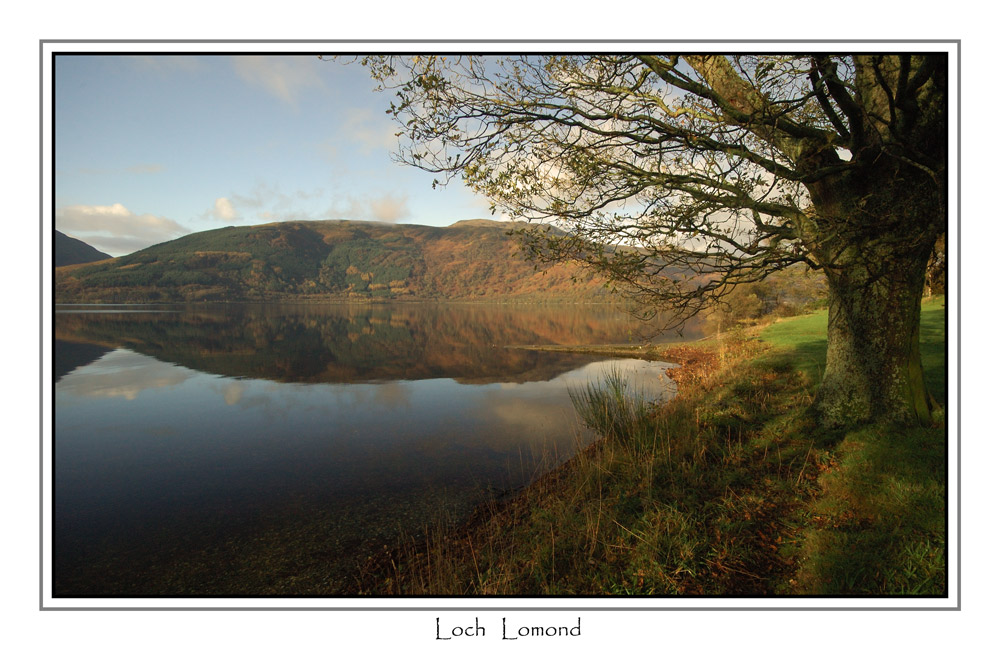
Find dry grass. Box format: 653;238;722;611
358;334;811;595
356;300;946;596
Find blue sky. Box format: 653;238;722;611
54;54;493;256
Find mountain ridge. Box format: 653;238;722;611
54;219;614;303
55;230;112;267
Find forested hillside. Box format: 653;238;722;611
54;219;613;303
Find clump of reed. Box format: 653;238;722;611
569;367;661;444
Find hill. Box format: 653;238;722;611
54;302;659;385
54;219;614;303
55;231;112;267
446;218;509;229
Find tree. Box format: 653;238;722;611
925;233;946;295
357;54;947;426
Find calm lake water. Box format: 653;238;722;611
53;303;699;595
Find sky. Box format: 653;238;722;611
54;54;494;256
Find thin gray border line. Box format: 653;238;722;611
956;39;962;612
39;41;961;613
42;606;956;612
39;38;45;614
40;38;961;45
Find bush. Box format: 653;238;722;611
705;266;828;333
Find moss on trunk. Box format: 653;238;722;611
815;247;934;426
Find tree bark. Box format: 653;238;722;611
815;241;935;427
802;103;945;428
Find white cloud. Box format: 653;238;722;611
323;193;411;223
207;197;238;222
368;195;410;223
463;192;500;217
229;181;327;222
232;55;325;106
56;203;190;256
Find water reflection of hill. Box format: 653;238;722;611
55;304;698;384
53;340;114;381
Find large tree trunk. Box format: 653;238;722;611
815;243;935;427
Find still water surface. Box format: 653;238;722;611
54;303;698;595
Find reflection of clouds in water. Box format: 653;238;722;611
559;358;678;400
222;382;244;406
208;379;413;424
210;380;298;420
484;389;571;430
296;380;414;412
470;384;585;459
371;381;412;409
57;349;193;401
476;360;679;456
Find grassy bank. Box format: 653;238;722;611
360;297;947;595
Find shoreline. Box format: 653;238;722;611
356;301;946;596
356;339;723;595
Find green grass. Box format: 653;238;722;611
759;296;946;404
758;308;829;384
759;296;947;594
919;297;947;406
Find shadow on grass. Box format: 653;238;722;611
794;420;946;595
757;298;947;595
759;339;829;391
